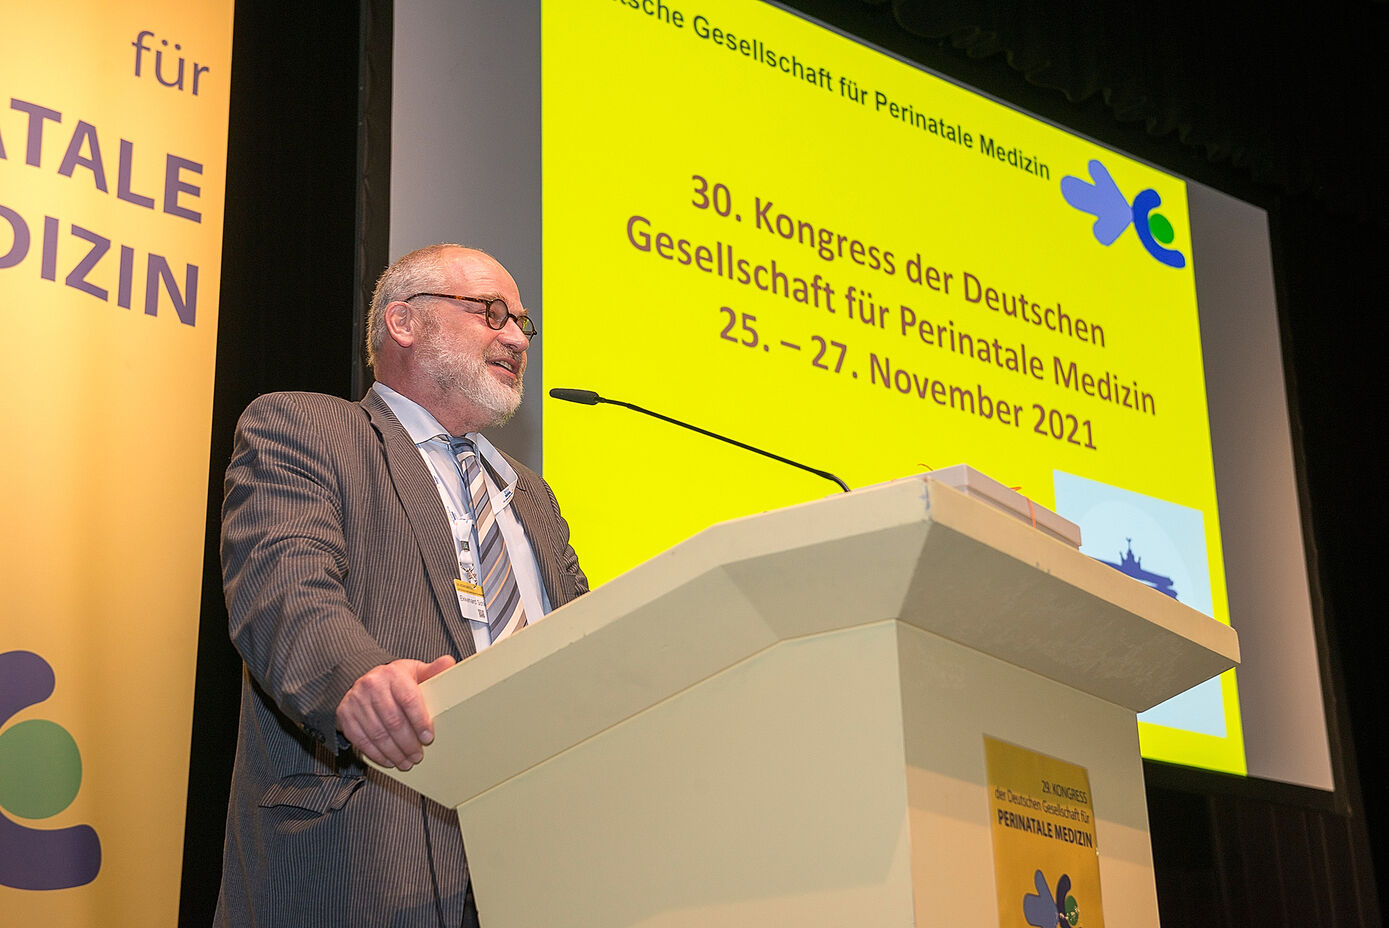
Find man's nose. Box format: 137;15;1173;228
497;316;530;351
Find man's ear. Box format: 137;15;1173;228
384;300;418;348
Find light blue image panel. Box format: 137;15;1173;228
1053;470;1225;737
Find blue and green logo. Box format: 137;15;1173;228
0;650;101;890
1023;869;1082;928
1061;159;1186;268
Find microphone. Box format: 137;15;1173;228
548;388;600;405
548;387;850;493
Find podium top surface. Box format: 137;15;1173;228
390;475;1239;806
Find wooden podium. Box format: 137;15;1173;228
381;474;1238;927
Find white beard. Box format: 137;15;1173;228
418;334;524;428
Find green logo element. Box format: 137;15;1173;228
1147;212;1175;246
0;719;84;819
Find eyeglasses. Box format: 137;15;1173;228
405;292;537;339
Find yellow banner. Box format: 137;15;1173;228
985;737;1104;928
0;3;233;924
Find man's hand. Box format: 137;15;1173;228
335;656;456;770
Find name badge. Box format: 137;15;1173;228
453;578;488;623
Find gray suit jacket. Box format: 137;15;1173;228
215;390;587;927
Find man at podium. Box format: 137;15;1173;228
215;244;588;926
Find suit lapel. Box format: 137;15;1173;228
504;462;572;609
362;390;476;660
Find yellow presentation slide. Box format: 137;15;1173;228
543;0;1243;774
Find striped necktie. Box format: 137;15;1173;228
450;437;528;643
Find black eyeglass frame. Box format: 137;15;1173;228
405;292;537;338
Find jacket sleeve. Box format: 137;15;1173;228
221;393;395;747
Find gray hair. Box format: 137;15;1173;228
365;243;466;371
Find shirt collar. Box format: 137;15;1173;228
371;382;519;491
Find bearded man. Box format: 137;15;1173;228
215;245;587;927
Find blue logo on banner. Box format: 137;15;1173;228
0;650;102;890
1023;869;1081;927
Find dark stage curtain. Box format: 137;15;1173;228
871;0;1387;223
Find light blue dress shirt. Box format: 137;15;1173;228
372;382;553;650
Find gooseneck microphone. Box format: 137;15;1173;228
549;387;850;493
548;388;602;405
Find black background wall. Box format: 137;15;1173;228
178;4;359;922
181;2;1386;924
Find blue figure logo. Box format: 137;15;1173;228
1061;159;1186;268
0;650;102;890
1023;868;1081;927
